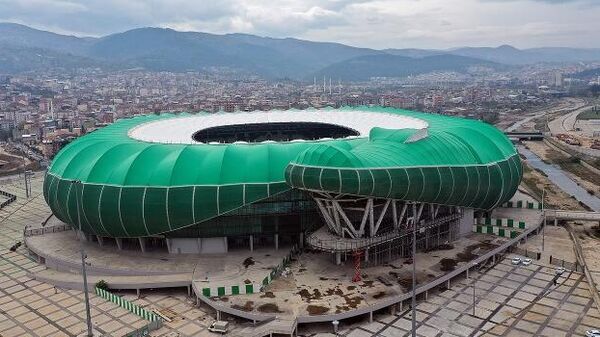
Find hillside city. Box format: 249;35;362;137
2;61;600;162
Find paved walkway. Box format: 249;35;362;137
309;257;599;337
0;175;151;337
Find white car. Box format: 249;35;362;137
208;321;229;334
585;329;600;337
555;267;566;276
522;258;532;266
511;257;521;265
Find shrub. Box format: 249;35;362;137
95;280;109;291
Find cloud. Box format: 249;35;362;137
0;0;598;48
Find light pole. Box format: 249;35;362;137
411;204;417;337
542;186;546;252
73;180;93;337
471;262;477;317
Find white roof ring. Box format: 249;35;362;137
128;109;429;145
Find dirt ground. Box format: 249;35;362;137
215;234;505;319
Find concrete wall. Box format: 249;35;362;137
168;237;228;254
458;208;474;237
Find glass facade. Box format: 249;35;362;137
165;189;321;238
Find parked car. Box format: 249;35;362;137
208;321;229;334
585;329;600;337
511;257;522;265
555;267;566;276
522;258;532;266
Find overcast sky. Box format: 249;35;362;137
0;0;598;49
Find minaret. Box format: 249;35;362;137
329;77;332;95
323;76;326;93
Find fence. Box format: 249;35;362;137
513;247;541;260
95;287;162;323
24;224;71;237
261;244;299;286
0;189;16;209
197;244;300;298
549;255;582;272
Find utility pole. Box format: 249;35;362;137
472;262;477;316
73;180;93;337
411;203;417;337
542;186;546;252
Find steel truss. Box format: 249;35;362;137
312;192;455;239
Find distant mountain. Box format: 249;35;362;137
313;54;502;81
2;22;600;79
0;23;94;55
88;28;382;77
385;45;600;65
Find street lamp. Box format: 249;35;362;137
541;186;546;252
73;180;93;337
411;214;417;337
471;262;477;317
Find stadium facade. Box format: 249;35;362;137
43;107;521;261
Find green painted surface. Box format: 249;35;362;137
44;107;521;237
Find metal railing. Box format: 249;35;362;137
306;213;461;253
24;224;71;237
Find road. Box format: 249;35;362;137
547;105;600;158
504;98;586;132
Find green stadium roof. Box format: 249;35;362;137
44;107;521;238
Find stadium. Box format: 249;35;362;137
43;106;521;262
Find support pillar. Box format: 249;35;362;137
364;248;369;263
335;252;341;265
369;311;373;323
249;235;254;252
115;238;123;250
223;236;228;252
165;238;171;253
97;236;104;247
554;218;557;226
299;232;304;249
274;234;279;251
139;237;146;253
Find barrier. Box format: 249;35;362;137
198;283;262;297
501;200;542;210
513;247;541;260
549;255;582;273
476;217;527;229
94;287;162;324
261;245;298;286
472;224;519;238
0;189;17;209
198;245;299;298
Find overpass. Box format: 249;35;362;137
505;131;544;141
545;209;600;222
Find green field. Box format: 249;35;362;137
577;108;600;120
